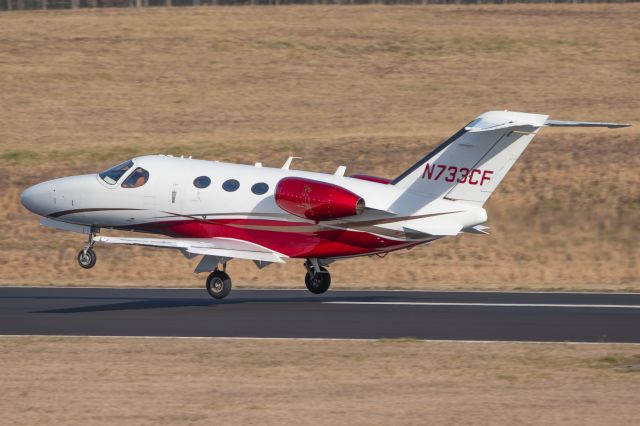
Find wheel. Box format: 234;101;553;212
305;267;331;294
206;270;232;299
77;248;97;269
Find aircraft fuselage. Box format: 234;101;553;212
21;155;486;258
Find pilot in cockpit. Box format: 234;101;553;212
121;167;149;188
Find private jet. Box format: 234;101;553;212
20;111;630;299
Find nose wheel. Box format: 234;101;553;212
304;259;331;294
206;269;232;299
77;247;97;269
77;231;97;269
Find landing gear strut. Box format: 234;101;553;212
206;264;232;299
77;231;97;269
304;259;331;294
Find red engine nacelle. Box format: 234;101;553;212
275;177;365;221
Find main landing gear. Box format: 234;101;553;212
203;259;331;299
206;264;232;300
77;231;97;269
304;259;331;295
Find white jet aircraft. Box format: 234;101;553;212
21;111;629;299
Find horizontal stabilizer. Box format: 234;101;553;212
462;225;490;235
94;236;286;264
545;120;630;129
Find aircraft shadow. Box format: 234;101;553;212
31;294;432;314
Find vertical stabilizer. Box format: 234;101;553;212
392;111;548;205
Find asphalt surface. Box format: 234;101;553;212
2;287;640;342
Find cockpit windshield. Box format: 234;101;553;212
99;160;134;185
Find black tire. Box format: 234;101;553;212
77;248;97;269
206;270;232;299
305;267;331;294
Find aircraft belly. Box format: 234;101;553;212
126;218;410;258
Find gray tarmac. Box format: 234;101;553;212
1;287;640;342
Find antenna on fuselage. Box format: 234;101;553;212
334;165;346;176
282;156;301;170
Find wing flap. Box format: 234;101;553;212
403;223;463;237
94;236;286;263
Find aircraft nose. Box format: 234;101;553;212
20;182;53;216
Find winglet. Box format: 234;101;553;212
545;119;631;129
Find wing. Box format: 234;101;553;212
94;236;287;266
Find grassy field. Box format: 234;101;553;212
0;5;638;290
0;337;639;425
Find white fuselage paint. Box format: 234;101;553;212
21;155;487;258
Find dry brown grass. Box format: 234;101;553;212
1;337;640;425
0;5;639;290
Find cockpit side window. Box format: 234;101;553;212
121;168;150;188
99;160;134;185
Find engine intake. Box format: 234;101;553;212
275;177;365;221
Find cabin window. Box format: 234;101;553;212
251;182;269;195
99;160;134;185
193;176;211;189
121;168;150;188
222;179;240;192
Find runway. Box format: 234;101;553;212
2;287;640;342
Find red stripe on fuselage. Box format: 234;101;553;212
122;218;413;258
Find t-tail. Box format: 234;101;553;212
391;111;630;205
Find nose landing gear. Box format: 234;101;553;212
77;231;97;269
77;247;97;269
304;259;331;294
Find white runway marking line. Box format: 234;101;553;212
323;301;640;309
1;335;640;345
